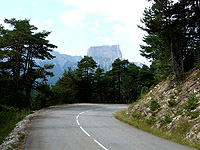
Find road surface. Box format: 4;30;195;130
24;104;194;150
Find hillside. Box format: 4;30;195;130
125;69;200;147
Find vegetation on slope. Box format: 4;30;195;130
116;69;200;149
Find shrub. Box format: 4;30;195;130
132;113;141;119
186;110;200;119
150;99;160;112
185;94;198;110
164;115;172;124
0;104;17;127
168;95;176;107
140;86;148;97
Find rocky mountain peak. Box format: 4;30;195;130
87;45;122;60
87;45;123;71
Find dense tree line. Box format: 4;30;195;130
0;18;57;109
0;19;154;110
139;0;200;82
2;0;199;109
50;56;154;104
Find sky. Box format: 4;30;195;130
0;0;151;65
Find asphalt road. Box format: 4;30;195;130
24;104;194;150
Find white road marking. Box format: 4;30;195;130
80;126;90;137
76;108;109;150
76;119;80;126
94;139;108;150
76;115;79;119
79;112;84;115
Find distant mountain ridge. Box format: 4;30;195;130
36;45;144;84
35;51;82;85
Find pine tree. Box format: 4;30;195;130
0;18;57;108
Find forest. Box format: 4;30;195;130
0;0;199;143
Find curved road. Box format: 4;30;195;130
24;104;193;150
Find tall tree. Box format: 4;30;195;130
111;59;129;103
52;68;78;104
93;65;104;103
0;18;57;108
76;56;97;102
139;0;200;82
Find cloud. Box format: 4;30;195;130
94;19;100;28
97;37;111;43
60;10;86;27
90;27;99;34
31;2;36;6
30;19;46;31
60;0;150;25
112;24;126;36
44;19;53;26
59;0;150;44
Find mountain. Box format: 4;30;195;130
87;45;144;71
87;45;123;71
35;51;82;85
36;45;144;85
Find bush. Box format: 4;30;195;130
168;95;176;107
164;115;172;124
0;104;17;127
185;94;198;110
140;86;148;97
186;110;200;119
150;99;160;112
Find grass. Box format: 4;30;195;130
115;110;200;150
0;110;32;145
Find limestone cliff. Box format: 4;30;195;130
87;45;123;71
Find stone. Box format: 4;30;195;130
197;132;200;139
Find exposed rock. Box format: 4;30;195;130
87;45;123;72
128;69;200;146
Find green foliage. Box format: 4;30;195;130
150;99;160;112
139;0;200;82
164;115;172;124
0;105;31;144
132;113;141;119
0;18;57;108
32;82;53;110
140;86;148;97
51;59;155;104
52;68;78;104
0;104;17;127
185;94;198;110
168;95;176;107
186;110;200;119
145;117;155;125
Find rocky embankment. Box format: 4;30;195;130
0;109;49;150
127;69;200;145
0;114;34;150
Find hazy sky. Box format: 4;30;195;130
1;0;151;65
